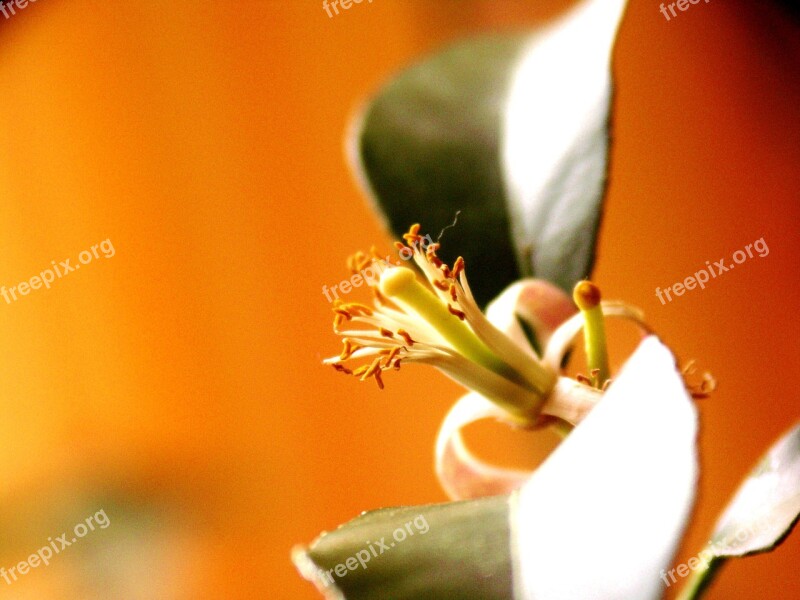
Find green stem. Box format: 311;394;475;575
675;556;727;600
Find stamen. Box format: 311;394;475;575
339;339;352;360
333;308;352;320
363;357;383;380
451;256;465;280
373;369;385;389
382;347;402;366
448;304;466;320
397;329;415;346
402;223;422;245
681;360;717;399
433;279;450;291
379;267;510;379
327;224;571;410
573;280;610;386
331;363;353;375
342;302;373;316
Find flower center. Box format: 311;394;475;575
379;266;512;381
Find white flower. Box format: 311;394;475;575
325;225;695;500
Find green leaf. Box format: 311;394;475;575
676;421;800;600
350;0;628;306
351;35;527;308
709;421;800;557
292;496;513;600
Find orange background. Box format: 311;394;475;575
0;1;797;598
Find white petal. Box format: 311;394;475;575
511;336;698;600
502;0;628;288
486;279;576;356
541;376;602;425
436;392;533;500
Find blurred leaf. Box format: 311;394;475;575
351;35;526;308
350;0;628;306
676;422;800;600
709;421;800;557
292;496;513;600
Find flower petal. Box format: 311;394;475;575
502;0;629;291
436;392;534;500
436;280;597;501
708;421;800;557
511;336;698;600
486;279;576;356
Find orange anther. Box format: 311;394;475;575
448;305;466;320
452;256;465;279
397;329;414;346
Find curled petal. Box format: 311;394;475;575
486;279;577;356
435;379;602;501
436;392;534;500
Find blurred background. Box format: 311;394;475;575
0;0;797;598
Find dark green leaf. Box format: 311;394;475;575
351;35;528;307
293;496;513;600
350;0;628;305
